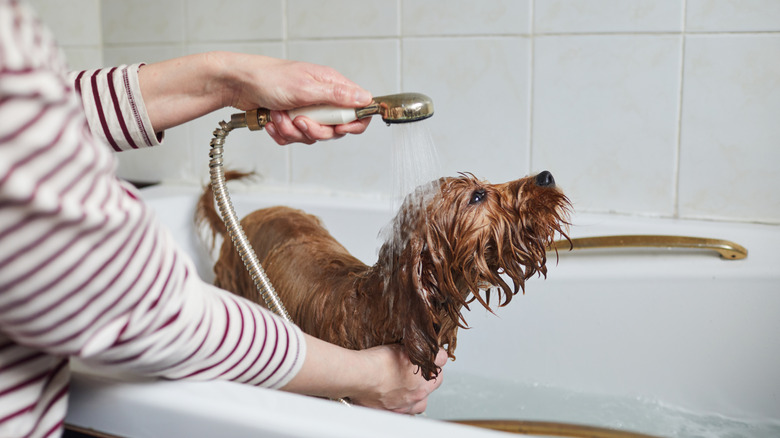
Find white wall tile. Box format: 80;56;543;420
92;0;780;224
185;0;283;42
62;47;103;71
102;0;185;44
402;37;531;184
535;0;683;33
402;0;530;36
114;141;190;184
102;45;186;66
288;40;398;94
532;35;682;215
185;43;287;186
679;35;780;223
686;0;780;32
288;0;398;39
104;46;190;183
289;124;394;195
29;0;102;46
286;40;400;193
186;107;290;186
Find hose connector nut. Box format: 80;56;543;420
245;108;271;131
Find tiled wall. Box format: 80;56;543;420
29;0;780;224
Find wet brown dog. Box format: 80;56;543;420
196;171;570;379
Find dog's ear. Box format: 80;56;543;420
415;218;470;327
392;230;441;380
380;203;455;380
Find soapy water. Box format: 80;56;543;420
426;372;780;438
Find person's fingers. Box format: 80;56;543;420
431;371;444;391
278;112;370;143
320;82;372;108
264;123;288;146
267;111;315;145
291;116;342;141
305;66;372;108
334;118;371;136
409;398;429;415
434;348;449;367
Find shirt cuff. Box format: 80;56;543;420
72;63;164;151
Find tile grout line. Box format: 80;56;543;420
673;0;688;219
398;0;403;91
282;0;293;187
527;0;535;176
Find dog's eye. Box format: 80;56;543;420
469;189;487;205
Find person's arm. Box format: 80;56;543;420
2;4;443;432
136;51;373;145
283;335;447;414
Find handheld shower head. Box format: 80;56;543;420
233;92;434;131
358;92;434;124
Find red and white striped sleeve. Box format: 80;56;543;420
68;64;161;151
0;2;305;437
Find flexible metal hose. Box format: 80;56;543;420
208;118;349;406
208;120;292;321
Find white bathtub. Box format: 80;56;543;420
66;184;780;438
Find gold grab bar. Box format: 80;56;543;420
549;235;747;260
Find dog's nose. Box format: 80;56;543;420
535;170;555;187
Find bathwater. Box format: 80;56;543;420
427;372;780;438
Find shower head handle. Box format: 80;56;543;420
233;92;434;131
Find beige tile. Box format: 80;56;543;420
286;39;400;194
402;37;532;184
184;43;288;186
532;35;682;215
288;0;398;39
185;0;283;42
402;0;530;36
102;0;185;44
687;0;780;32
679;35;780;223
62;47;104;71
535;0;683;33
29;0;102;46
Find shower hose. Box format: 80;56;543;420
208;118;350;406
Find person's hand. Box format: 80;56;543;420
281;334;447;415
138;52;372;145
349;345;448;414
218;53;373;145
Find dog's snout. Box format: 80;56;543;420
535;170;555;187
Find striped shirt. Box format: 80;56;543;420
0;2;306;437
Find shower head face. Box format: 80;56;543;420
373;92;434;123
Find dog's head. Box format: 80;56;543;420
378;171;571;379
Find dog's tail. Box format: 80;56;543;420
195;170;255;249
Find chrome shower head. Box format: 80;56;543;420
356;92;435;124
